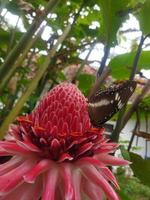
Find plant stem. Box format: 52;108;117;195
111;34;146;142
0;26;45;93
0;9;7;25
122;79;150;129
0;0;60;80
7;15;20;53
97;43;110;77
72;41;96;83
88;42;110;100
130;35;145;80
88;68;111;100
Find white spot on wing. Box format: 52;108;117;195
130;87;133;92
115;93;119;100
118;100;123;109
89;99;110;108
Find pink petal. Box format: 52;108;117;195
96;154;130;166
76;142;93;157
100;167;119;189
0;156;22;176
16;140;41;153
72;168;81;200
95;143;118;154
42;168;58;200
76;157;105;168
82;177;104;200
58;153;73;162
82;164;120;200
6;124;20;140
0;141;31;155
24;159;52;183
0;150;12;156
61;163;74;200
50;139;61;159
1;178;42;200
76;157;119;188
0;159;36;196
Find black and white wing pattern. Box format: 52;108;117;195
88;80;136;127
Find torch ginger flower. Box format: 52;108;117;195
0;83;129;200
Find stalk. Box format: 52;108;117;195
0;0;60;80
111;34;148;142
7;16;20;53
0;26;45;92
97;43;110;77
122;79;150;129
88;68;110;100
72;41;96;83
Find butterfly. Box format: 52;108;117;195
88;80;136;127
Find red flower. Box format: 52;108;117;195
0;83;128;200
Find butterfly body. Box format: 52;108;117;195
88;81;136;127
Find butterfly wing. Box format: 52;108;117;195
88;80;136;127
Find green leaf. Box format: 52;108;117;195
57;71;67;81
77;73;95;97
139;96;150;112
117;173;150;200
117;190;131;200
136;0;150;35
109;51;150;79
120;145;131;161
98;0;130;46
129;152;150;187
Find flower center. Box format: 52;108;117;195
28;83;91;137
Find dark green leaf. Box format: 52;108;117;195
130;152;150;187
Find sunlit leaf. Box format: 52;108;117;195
109;51;150;79
77;73;95;97
136;0;150;35
120;145;131;161
97;0;130;46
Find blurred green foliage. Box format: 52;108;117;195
117;170;150;200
